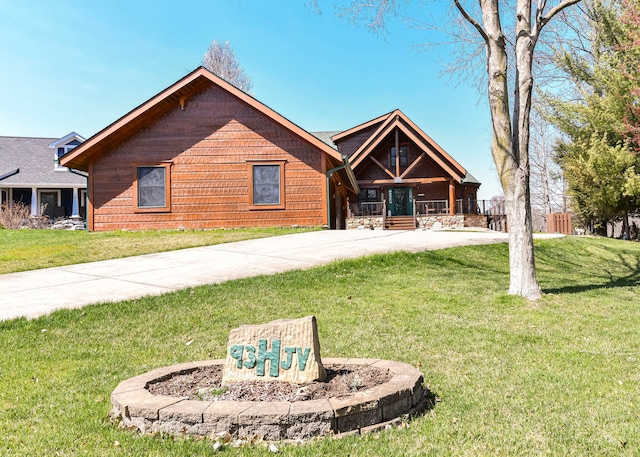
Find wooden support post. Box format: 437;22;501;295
449;180;455;215
395;127;400;177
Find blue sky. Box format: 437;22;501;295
0;0;501;199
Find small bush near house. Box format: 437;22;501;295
0;202;51;229
0;202;31;229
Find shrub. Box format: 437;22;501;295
0;202;50;229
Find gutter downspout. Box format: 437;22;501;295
68;168;89;231
325;155;359;229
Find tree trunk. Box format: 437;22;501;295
506;176;540;298
508;0;542;299
481;0;542;299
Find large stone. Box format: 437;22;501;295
222;316;326;384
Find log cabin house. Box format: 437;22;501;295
320;110;485;230
60;67;486;231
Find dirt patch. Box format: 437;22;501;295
147;364;392;402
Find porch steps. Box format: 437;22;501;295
384;216;417;230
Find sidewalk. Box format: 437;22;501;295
0;229;558;322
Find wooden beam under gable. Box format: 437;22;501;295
357;177;450;185
394;122;465;183
369;156;396;179
400;152;427;179
349;110;468;184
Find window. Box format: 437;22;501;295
390;145;408;167
80;189;87;208
38;190;61;218
358;188;378;202
249;161;285;209
55;140;82;171
133;163;171;212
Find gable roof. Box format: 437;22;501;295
60;67;347;173
331;111;393;143
49;131;85;149
0;136;86;187
334;110;470;184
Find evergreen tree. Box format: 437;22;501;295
543;0;640;236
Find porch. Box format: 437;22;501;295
346;199;506;231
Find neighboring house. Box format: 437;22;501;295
60;67;483;232
60;67;358;231
0;133;87;219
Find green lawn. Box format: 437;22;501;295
1;236;639;456
0;227;317;274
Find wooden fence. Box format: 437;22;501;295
546;213;572;234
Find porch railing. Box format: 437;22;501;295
415;200;449;215
415;199;506;216
456;199;506;215
348;201;386;217
349;199;505;217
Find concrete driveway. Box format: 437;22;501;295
0;229;560;322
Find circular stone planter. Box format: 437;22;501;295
110;358;428;441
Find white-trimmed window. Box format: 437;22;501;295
248;161;286;209
55;140;82;171
38;189;61;217
133;163;172;212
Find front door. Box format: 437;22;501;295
387;187;413;216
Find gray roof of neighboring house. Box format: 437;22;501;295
311;131;340;149
0;136;86;187
462;172;481;185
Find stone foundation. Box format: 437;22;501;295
463;214;488;229
347;215;489;231
416;214;465;230
110;358;427;441
346;217;385;230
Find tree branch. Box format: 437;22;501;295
453;0;489;43
536;0;583;35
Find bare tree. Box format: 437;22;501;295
202;40;254;93
529;105;568;231
332;0;581;299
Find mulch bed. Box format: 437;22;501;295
147;364;392;402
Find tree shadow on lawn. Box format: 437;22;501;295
541;251;640;295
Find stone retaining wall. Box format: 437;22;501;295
347;215;488;230
110;358;427;441
346;217;385;230
464;214;488;229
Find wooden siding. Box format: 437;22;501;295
89;85;328;231
335;124;381;158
